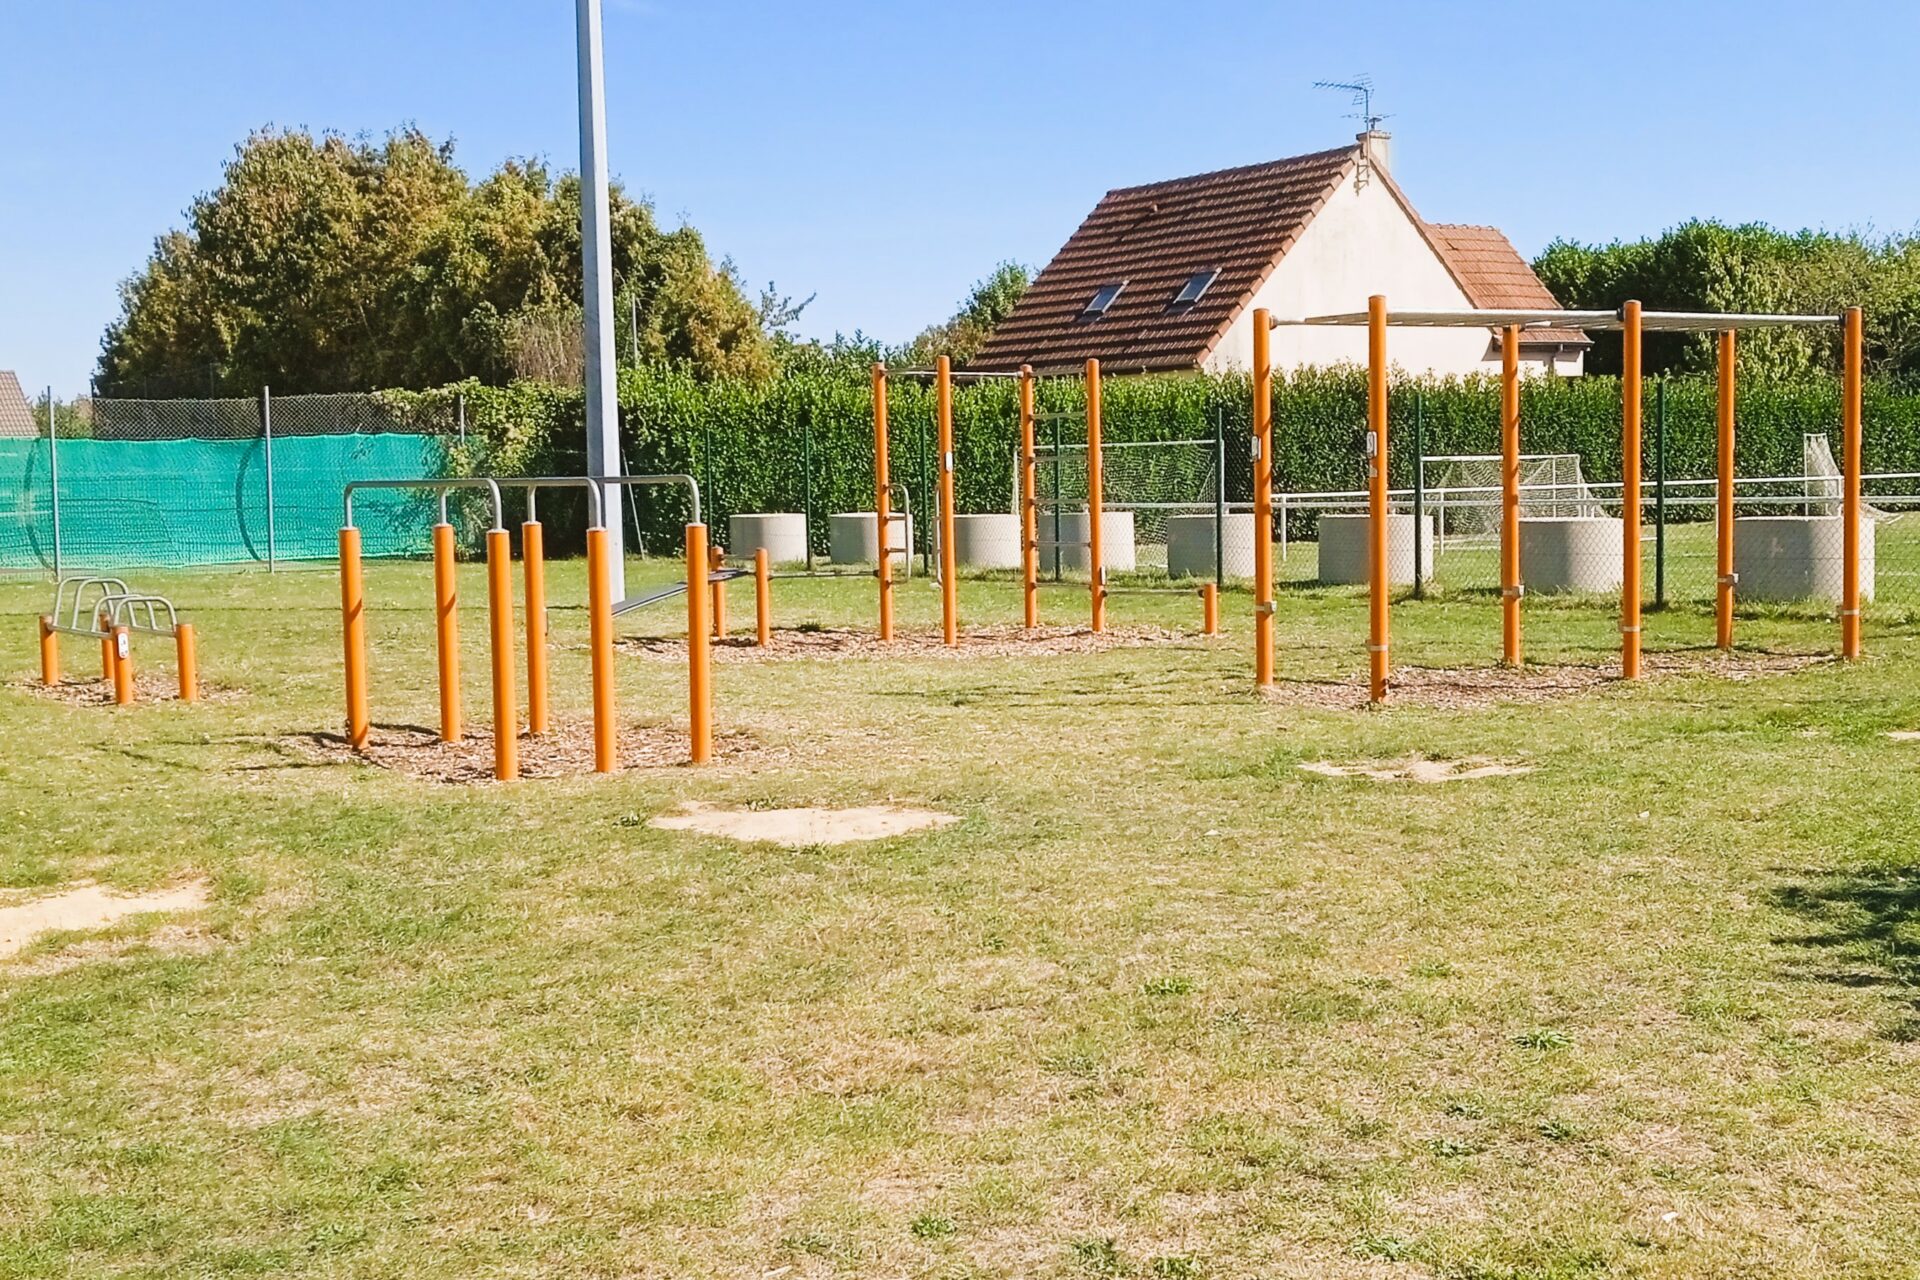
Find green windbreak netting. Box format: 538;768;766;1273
0;433;450;570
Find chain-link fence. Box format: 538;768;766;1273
0;391;459;572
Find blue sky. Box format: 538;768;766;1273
4;0;1918;396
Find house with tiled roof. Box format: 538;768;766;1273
971;133;1588;378
0;372;36;438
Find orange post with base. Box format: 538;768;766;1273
1500;324;1523;666
1019;365;1038;628
586;526;616;773
1086;358;1105;633
935;356;958;646
38;615;57;686
339;526;370;749
1842;306;1864;659
1367;295;1390;703
432;521;461;739
111;625;133;706
175;623;198;703
709;545;727;639
486;528;517;781
872;363;895;642
1201;583;1218;636
1621;301;1644;679
1252;309;1274;686
686;523;713;763
524;519;549;735
754;548;771;646
1716;331;1737;651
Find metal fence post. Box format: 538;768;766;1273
1654;380;1666;609
46;386;61;578
261;385;277;571
456;391;467;446
1214;405;1227;586
1412;390;1425;600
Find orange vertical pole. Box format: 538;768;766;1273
586;526;617;773
1086;358;1105;633
339;526;369;749
1621;301;1644;679
1019;365;1039;628
1367;295;1390;703
754;547;771;646
872;363;894;642
1715;331;1737;651
111;625;133;705
38;616;58;686
1842;305;1864;659
1500;324;1522;666
1201;582;1218;636
686;522;712;762
935;356;959;646
175;623;197;703
486;528;517;781
431;520;461;740
709;545;727;638
523;519;548;735
1252;309;1274;687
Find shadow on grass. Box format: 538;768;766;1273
1774;867;1920;1039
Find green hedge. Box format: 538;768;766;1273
380;367;1920;552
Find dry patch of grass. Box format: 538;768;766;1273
649;801;958;847
0;879;211;960
1298;756;1535;784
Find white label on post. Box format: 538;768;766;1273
1250;437;1261;462
116;632;129;659
943;451;954;472
1366;430;1379;457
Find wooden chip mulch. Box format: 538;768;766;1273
1263;649;1838;711
618;623;1218;663
11;674;243;707
284;718;767;784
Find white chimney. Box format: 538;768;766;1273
1358;129;1392;172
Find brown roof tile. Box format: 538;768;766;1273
1424;224;1591;346
970;146;1357;373
0;372;35;438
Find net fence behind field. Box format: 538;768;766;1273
0;392;457;571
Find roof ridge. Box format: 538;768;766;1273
1101;143;1358;200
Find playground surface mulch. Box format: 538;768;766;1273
13;673;243;706
616;622;1218;663
286;718;767;784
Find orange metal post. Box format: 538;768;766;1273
38;615;57;686
754;548;771;647
1367;295;1390;703
339;526;370;749
1501;324;1522;666
1018;365;1039;628
1716;332;1737;650
431;521;462;740
872;363;894;641
1201;582;1218;635
1252;309;1274;686
1842;306;1864;659
111;625;133;705
935;356;959;646
709;545;727;638
175;623;198;703
686;522;713;763
1086;358;1105;633
1621;301;1644;679
486;528;517;781
523;520;548;735
586;526;617;773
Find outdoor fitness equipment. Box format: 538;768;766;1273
37;576;198;705
337;474;715;781
1253;301;1867;701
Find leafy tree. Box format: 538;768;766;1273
904;261;1031;366
1535;220;1920;379
97;127;775;394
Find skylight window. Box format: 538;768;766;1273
1081;282;1126;319
1170;267;1219;308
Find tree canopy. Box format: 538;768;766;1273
97;127;774;395
903;261;1031;367
1534;220;1920;380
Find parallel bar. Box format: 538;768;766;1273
1367;295;1390;703
1842;306;1864;659
1086;358;1105;633
1621;301;1644;679
1716;332;1736;650
1281;308;1843;332
1252;309;1275;687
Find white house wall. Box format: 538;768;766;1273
1203;169;1495;378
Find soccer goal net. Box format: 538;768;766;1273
1419;453;1607;542
1023;439;1223;571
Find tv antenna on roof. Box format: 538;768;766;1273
1313;77;1388;132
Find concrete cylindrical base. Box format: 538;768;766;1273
726;513;809;564
1734;515;1876;603
828;512;912;567
1519;516;1624;593
1166;512;1260;579
1049;510;1136;573
951;513;1021;569
1317;513;1434;586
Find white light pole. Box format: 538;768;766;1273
577;0;624;597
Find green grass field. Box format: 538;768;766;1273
3;557;1919;1278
